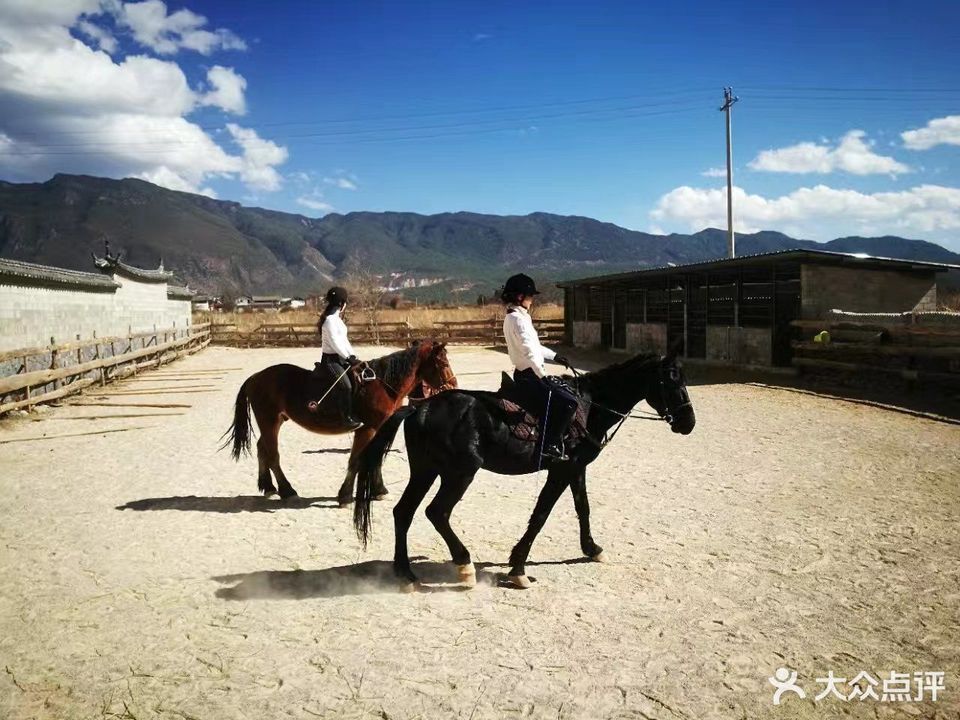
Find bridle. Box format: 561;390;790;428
567;361;691;446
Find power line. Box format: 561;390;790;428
3;88;716;140
0;101;709;155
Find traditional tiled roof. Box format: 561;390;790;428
167;285;194;300
0;257;120;291
94;255;173;283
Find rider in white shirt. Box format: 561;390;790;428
318;286;362;427
501;273;577;461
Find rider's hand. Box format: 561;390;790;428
554;354;571;368
348;355;360;366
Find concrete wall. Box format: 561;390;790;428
0;275;191;351
801;265;938;319
625;322;667;354
706;326;773;366
571;321;601;347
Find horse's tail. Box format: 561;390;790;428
220;379;254;460
354;405;418;549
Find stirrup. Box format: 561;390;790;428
541;442;568;462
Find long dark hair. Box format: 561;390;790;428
321;299;344;322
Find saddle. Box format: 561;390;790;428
312;361;372;391
308;361;367;415
495;372;589;446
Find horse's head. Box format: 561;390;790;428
413;340;458;391
644;343;695;435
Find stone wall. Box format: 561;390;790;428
571;321;601;347
801;265;938;319
625;323;667;354
0;274;191;352
706;326;772;366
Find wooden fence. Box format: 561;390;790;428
791;312;960;391
0;323;210;415
209;318;567;348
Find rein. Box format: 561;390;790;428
564;360;690;447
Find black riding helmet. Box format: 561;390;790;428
325;286;349;306
501;273;541;303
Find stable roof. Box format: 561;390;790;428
557;248;960;287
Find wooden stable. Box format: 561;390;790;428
559;249;954;368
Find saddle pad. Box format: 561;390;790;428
495;397;589;445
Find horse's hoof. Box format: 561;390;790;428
373;492;389;501
337;496;354;507
457;562;476;587
505;574;532;589
590;551;606;563
399;580;421;594
279;490;299;500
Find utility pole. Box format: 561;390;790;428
719;87;739;258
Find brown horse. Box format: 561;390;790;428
223;340;456;504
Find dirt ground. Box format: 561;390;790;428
1;346;958;720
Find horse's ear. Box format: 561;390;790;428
409;339;421;348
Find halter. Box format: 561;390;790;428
567;360;691;447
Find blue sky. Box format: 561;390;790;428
1;1;959;248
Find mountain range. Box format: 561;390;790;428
1;174;957;298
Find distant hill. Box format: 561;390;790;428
1;174;957;297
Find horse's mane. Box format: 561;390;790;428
366;343;424;391
574;353;661;394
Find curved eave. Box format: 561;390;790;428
166;285;194;300
0;258;120;292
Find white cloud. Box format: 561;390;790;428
226;124;288;191
200;65;246;114
901;115;960;150
0;2;286;195
76;19;118;53
701;167;727;178
296;194;334;213
651;184;960;241
748;130;910;176
323;176;357;190
117;0;246;55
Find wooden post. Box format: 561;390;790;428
22;355;30;406
129;326;137;376
50;337;59;393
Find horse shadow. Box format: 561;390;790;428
116;495;342;513
213;557;506;599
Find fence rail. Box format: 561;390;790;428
209;318;567;348
0;323;210;415
790;314;960;390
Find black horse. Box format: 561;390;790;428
353;350;696;590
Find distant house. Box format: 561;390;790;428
235;295;252;311
281;297;306;311
251;296;282;311
191;295;223;312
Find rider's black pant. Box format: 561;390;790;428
512;368;578;449
321;353;355;419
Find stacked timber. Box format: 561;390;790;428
790;310;960;391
